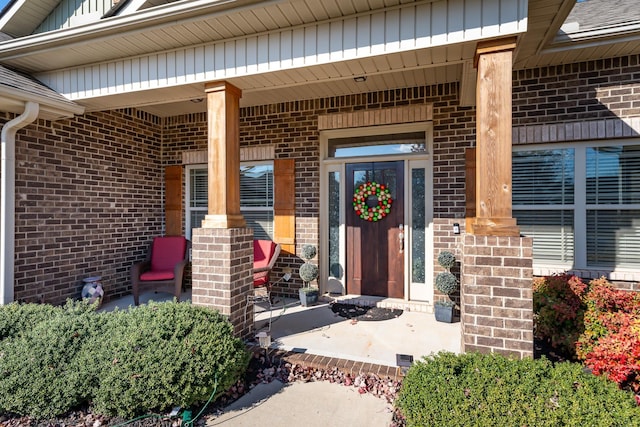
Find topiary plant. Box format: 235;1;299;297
299;262;319;284
435;271;458;295
435;251;458;295
298;245;319;288
437;251;456;270
300;244;317;261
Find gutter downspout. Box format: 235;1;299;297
1;101;38;304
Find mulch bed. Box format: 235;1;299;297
330;302;403;321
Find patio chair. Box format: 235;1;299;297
131;236;191;306
253;239;281;298
249;239;281;332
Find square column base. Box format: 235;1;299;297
461;234;534;359
191;227;254;338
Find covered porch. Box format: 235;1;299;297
0;0;564;360
99;290;460;369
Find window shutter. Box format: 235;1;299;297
465;147;476;225
274;159;295;254
165;165;183;236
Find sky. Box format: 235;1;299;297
0;0;10;14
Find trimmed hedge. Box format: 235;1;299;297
396;352;640;427
0;301;249;419
0;301;99;418
0;299;78;340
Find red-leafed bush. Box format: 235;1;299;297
577;278;640;394
533;274;588;359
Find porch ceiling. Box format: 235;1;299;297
77;52;467;116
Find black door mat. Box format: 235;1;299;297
330;302;403;321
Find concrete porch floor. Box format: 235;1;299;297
99;289;461;368
254;295;461;367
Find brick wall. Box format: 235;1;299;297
513;55;640;127
462;235;534;358
11;109;163;304
163;84;475;296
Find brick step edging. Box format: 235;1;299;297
247;345;405;382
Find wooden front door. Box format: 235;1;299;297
346;161;404;298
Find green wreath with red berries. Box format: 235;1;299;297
352;181;393;222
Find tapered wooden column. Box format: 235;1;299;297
193;81;253;339
201;81;246;228
468;37;519;237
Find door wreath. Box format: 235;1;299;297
352;181;393;221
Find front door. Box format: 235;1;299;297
346;161;404;298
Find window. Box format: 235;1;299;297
513;142;640;271
327;131;427;158
186;162;274;240
239;162;274;240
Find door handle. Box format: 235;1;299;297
398;224;404;253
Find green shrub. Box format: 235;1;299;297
533;274;587;359
396;352;640;427
0;301;249;420
81;302;249;417
0;301;100;418
0;301;63;340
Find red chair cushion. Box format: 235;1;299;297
253;273;269;287
149;236;187;273
253;240;275;270
140;270;175;281
253;240;276;288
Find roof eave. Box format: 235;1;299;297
0;0;269;62
0;86;85;120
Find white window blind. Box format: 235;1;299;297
513;143;640;271
585;145;640;268
513;149;575;264
187;168;208;238
240;163;274;240
186;162;274;240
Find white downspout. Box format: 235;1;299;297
1;101;39;304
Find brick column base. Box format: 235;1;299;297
461;234;534;358
191;227;254;339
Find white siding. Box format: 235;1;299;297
35;0;114;34
37;0;528;100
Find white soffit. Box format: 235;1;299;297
33;0;528;103
0;0;62;37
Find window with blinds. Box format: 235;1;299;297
240;163;274;240
513;149;575;265
187;168;208;238
585;145;640;268
185;162;274;240
513;142;640;271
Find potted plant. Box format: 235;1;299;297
434;250;458;323
298;245;319;307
